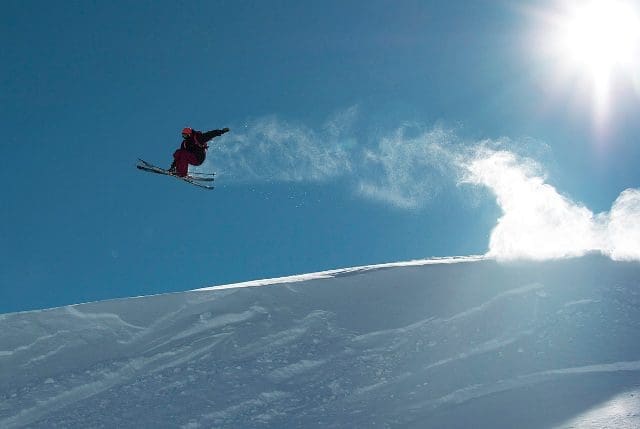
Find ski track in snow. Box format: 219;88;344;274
65;306;145;331
442;282;545;323
194;391;291;427
268;359;326;382
22;344;67;367
422;330;536;372
563;298;599;307
169;306;267;343
414;360;640;411
352;282;544;344
237;326;308;356
0;331;71;358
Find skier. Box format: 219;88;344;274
169;126;230;177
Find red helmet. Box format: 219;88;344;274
181;127;193;137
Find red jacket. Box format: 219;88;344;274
179;129;227;163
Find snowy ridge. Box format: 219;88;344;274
1;254;640;428
196;255;485;292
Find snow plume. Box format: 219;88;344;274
206;110;356;183
356;125;458;209
462;147;640;261
204;111;456;208
203;111;456;208
203;110;640;261
603;188;640;261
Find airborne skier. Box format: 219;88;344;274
169;126;230;177
136;126;230;190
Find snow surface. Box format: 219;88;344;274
1;255;640;428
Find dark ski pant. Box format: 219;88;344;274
173;149;204;177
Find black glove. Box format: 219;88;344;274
221;127;230;134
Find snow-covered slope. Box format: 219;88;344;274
2;255;640;428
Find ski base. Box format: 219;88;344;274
136;159;215;190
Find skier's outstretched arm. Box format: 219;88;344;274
202;128;230;142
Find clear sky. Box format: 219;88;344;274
2;0;640;313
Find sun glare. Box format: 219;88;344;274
561;1;639;71
537;0;640;117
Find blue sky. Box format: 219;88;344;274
2;0;640;313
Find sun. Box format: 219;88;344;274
535;0;640;117
559;1;639;81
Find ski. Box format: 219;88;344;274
137;162;215;181
136;159;215;190
137;159;215;179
